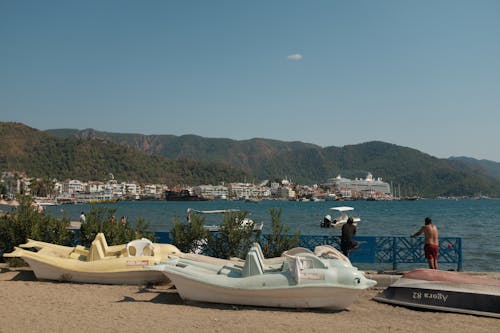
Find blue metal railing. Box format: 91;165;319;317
70;229;462;271
295;235;462;271
152;232;462;271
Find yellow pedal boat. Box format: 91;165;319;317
4;233;181;285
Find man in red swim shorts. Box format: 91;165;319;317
411;217;439;269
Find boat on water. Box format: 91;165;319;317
34;198;59;207
146;243;376;309
3;233;181;285
373;269;500;318
187;208;264;232
165;190;207;201
320;206;361;229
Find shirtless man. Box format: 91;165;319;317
411;217;439;269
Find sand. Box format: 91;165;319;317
0;267;498;333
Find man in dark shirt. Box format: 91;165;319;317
340;217;359;256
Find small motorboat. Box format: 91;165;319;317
187;208;264;232
4;233;181;285
320;206;361;229
373;269;500;318
146;243;376;309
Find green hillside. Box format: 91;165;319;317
448;156;500;181
1;123;248;185
47;128;320;174
45;127;500;197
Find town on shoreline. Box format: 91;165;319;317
5;170;483;206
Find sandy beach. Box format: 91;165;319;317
0;266;498;333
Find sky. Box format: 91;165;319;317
1;1;500;162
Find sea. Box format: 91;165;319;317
40;198;500;272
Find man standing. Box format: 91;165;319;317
412;217;439;269
79;212;86;224
341;217;359;257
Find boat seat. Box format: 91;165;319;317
69;252;86;260
88;240;107;261
297;253;327;269
248;243;284;271
126;238;154;257
74;245;89;255
285;254;303;284
250;242;265;261
142;245;153;256
68;245;89;260
95;233;123;256
242;250;264;277
217;265;243;276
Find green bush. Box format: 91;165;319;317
0;198;155;264
79;206;154;247
0;196;73;262
261;208;300;258
170;208;299;260
205;210;261;259
171;213;210;253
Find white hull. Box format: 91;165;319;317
332;217;361;229
4;233;181;285
149;244;376;310
204;221;264;232
23;256;168;285
167;270;363;309
321;206;361;229
150;244;375;309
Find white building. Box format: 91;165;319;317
143;184;161;196
193;185;229;199
88;181;106;193
228;182;270;199
63;179;84;194
123;182;140;196
276;187;296;199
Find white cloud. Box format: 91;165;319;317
287;53;303;61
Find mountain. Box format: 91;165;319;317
0;122;248;185
47;128;320;175
448;156;500;181
46;127;500;198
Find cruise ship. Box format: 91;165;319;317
323;173;391;199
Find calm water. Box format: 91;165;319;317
44;198;500;272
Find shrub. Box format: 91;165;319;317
0;196;73;262
79;206;154;247
261;208;300;258
0;198;155;265
171;213;210;253
205;210;261;259
170;208;298;260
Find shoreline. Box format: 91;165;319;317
1;265;498;333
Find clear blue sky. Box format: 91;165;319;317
2;1;499;162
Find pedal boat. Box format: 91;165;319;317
373;269;500;318
4;233;181;285
146;244;376;309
